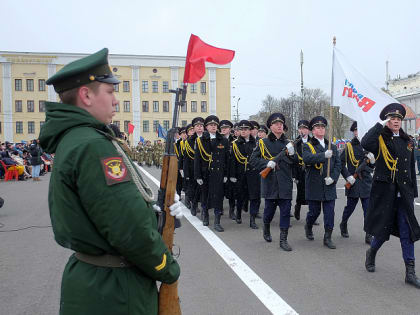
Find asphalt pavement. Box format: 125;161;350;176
1;169;420;315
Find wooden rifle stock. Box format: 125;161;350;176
260;167;272;179
158;86;185;315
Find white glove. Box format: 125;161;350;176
294;178;299;184
324;177;334;185
223;177;228;183
267;160;276;169
179;169;184;178
324;150;333;159
230;177;237;183
379;118;390;126
286;142;295;155
367;152;375;164
346;175;356;186
169;193;184;219
197;179;203;185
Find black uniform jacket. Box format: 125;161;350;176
230;135;261;200
340;137;373;199
183;134;197;180
250;132;294;200
194;131;229;209
361;123;420;242
293;136;311;204
224;134;236;199
302;137;341;201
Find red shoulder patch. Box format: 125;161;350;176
101;157;131;185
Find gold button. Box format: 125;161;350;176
404;181;406;184
405;158;407;161
405;170;407;173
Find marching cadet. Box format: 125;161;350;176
302;116;341;249
339;121;375;243
230;120;261;229
233;123;240;139
39;48;182;314
293;120;311;220
362;103;420;288
183;119;203;215
220;119;236;219
175;127;185;199
153;139;164;168
250;120;260;140
250;113;295;251
257;125;268;139
144;140;153;167
194;115;229;232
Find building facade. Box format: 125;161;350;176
0;51;231;143
388;72;420;135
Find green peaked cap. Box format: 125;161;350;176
46;48;120;93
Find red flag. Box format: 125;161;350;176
183;34;235;84
128;123;135;135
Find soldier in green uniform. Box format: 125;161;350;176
144;140;153;166
136;141;145;165
39;48;182;315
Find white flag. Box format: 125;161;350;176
331;47;399;138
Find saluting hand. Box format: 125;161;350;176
379;118;391;126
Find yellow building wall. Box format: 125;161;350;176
111;65;133;134
11;63;48;142
0;65;3;142
216;68;231;121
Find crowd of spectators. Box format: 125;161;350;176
0;140;53;181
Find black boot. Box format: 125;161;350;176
280;228;292;251
190;204;197;216
185;195;191;209
243;201;248;213
236;208;242;224
305;224;314;240
294;204;301;220
250;215;258;229
214;214;224;232
263;223;272;242
323;229;336;249
229;205;236;220
340;221;349;238
203;208;209;226
365;233;373;245
365;248;377;272
405;260;420;288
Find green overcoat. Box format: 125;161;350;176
39;102;180;315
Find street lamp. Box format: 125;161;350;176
236;97;241;123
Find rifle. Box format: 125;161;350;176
157;85;186;315
344;157;369;190
260;137;300;179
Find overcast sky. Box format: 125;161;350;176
2;0;419;119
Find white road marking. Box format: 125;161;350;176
137;165;298;315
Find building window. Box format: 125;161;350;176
15;100;22;112
191;101;197;112
163;101;169;112
200;82;206;94
40;121;45;129
153;120;159;132
163;81;169;93
16;121;23;134
181;101;187;112
26;79;34;91
15;79;22;91
39;100;46;112
114;84;119;92
27;100;34;112
201;101;207;112
115;103;120;112
123;81;130;92
124;120;130;133
143;120;149;132
113;121;120;128
181;120;187;127
142;81;148;93
142;101;149;112
152;81;158;93
190;83;197;93
124;101;130;112
28;121;35;134
153;101;159;112
38;79;46;91
163;120;170;130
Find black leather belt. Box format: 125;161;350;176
75;252;132;268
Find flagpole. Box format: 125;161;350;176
327;36;336;178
